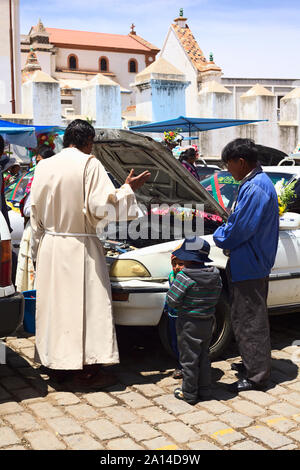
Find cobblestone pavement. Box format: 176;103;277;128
1;313;300;451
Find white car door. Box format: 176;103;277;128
268;214;300;306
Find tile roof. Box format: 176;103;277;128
46;27;158;52
172;23;222;74
128;33;160;52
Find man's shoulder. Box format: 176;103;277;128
243;171;276;196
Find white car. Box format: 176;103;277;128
93;129;300;359
7;131;300;359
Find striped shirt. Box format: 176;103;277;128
166;266;222;318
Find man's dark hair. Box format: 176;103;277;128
179;147;196;162
37;144;55;159
63;119;95;149
221;138;258;164
0;135;5;155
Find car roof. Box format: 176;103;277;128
262;166;300;175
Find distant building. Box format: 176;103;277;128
1;5;300;157
158;10;300;155
20;20;160;116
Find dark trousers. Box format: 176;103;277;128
168;316;182;369
227;263;271;384
176;316;213;402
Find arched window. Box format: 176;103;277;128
129;59;137;73
99;57;108;72
68;54;78;70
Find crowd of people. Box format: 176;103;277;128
0;122;281;401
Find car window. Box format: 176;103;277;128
265;171;295;187
5;168;34;207
196;166;219;181
200;170;296;212
200;171;239;211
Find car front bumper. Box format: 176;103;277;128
0;292;24;337
111;280;169;326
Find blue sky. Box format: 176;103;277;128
20;0;300;78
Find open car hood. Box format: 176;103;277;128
93;129;228;220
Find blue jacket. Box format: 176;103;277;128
213;167;279;282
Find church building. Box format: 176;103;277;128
20;20;160;115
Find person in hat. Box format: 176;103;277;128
166;237;222;404
2;156;21;188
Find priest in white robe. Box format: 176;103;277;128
30;119;150;389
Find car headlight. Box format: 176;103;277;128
110;259;151;278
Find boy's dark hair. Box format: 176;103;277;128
179;147;196;162
221;138;258;164
0;135;5;155
37;144;55;159
63;119;95;149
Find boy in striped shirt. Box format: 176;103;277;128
166;237;222;404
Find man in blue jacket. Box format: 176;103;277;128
213;138;279;393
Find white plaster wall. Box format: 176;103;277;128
22;81;61;125
280;99;300;122
21;81;33;116
198;93;234;119
135;85;153;120
55;48;146;91
37;52;52;76
81;84;121;128
279;125;299;154
160;28;197;116
199;120;287;159
0;0;21;113
32;83;61;125
81;85;96;119
95;85;121;128
151;80;186;121
240;96;276;121
121;92;132;113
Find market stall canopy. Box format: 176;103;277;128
129;116;267;133
0;119;63;148
0;119;36;147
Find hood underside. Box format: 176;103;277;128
92;128;228;220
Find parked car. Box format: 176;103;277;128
6;129;300;359
200;168;299;212
0;210;24;338
92;129;300;359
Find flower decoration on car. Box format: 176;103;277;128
275;178;296;216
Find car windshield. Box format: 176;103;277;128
200;170;296;212
5;168;34;207
196;166;219;181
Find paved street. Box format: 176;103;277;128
0;313;300;451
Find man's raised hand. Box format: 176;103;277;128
125;168;151;191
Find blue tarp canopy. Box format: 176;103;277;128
129;116;267;134
0;119;63;148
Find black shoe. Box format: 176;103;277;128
173;369;183;379
174;388;198;405
230;362;246;374
227;378;265;393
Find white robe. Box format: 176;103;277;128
30;147;139;369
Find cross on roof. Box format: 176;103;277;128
130;23;136;34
